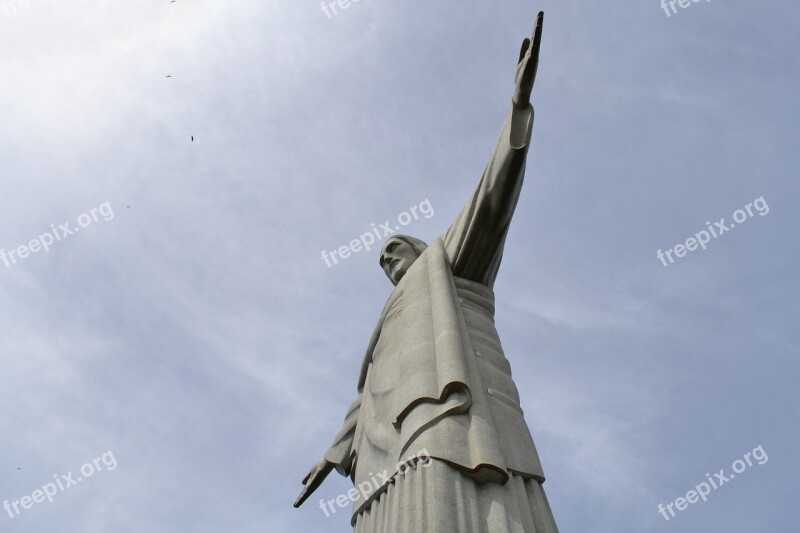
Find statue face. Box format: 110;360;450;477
379;238;419;285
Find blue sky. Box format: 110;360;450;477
0;0;797;531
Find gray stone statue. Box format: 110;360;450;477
295;11;558;532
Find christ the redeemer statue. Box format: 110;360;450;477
295;12;558;532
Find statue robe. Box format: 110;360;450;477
324;102;559;533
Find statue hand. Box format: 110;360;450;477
293;459;334;508
513;11;544;109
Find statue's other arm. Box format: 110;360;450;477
323;395;361;476
294;395;361;508
442;12;543;289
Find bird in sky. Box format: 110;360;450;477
191;136;194;142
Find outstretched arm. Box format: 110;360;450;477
443;12;544;288
293;395;361;508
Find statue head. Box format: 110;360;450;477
379;235;428;285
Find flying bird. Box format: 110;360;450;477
191;136;194;142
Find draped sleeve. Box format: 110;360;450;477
442;102;534;288
323;395;362;477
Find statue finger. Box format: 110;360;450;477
521;12;544;90
518;38;531;64
301;464;318;485
294;486;311;508
530;12;544;57
521;54;538;93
